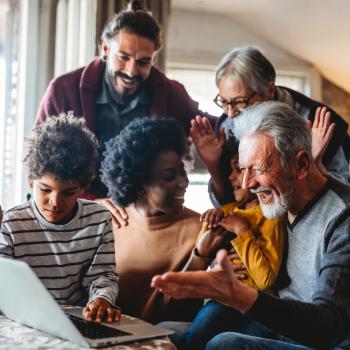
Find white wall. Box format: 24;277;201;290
167;8;321;99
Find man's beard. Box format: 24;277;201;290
251;187;291;219
105;69;144;105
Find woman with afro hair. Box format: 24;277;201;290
101;117;209;323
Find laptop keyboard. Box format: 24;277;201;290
67;315;131;339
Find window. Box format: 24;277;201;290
0;0;20;209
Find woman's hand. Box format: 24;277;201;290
200;208;225;228
94;198;128;229
83;297;121;323
196;226;232;258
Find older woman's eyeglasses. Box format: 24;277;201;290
214;92;257;111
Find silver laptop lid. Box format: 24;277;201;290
0;257;89;347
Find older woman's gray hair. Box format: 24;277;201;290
215;46;276;97
233;101;312;169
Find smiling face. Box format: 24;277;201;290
29;174;84;224
102;31;156;100
217;77;266;119
140;150;189;216
229;155;256;205
238;134;295;219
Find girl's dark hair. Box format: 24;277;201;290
100;0;161;50
101;117;186;207
24;113;98;188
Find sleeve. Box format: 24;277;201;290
36;80;61;124
82;218;119;306
247;210;350;349
0;223;15;257
232;217;284;290
324;147;350;185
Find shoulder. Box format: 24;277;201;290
48;57;104;92
3;202;34;221
176;207;201;229
148;67;191;97
325;176;350;208
78;199;112;221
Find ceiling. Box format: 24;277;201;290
172;0;350;94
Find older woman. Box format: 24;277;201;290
101;117;208;323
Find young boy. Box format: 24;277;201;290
0;114;120;323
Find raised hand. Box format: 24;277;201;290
190;115;225;171
311;106;335;165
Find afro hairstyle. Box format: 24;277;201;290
101;117;187;207
24;112;98;188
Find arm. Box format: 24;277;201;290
152;210;350;349
0;221;14;258
82;218;119;307
230;216;285;290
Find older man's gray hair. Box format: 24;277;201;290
215;46;276;97
233;101;312;169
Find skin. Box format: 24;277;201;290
135;150;189;217
29;174;121;322
190;77;274;201
152;132;327;312
97;31;158;228
83;297;121;323
29;174;85;224
101;31;157;99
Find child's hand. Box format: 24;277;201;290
200;208;224;228
196;226;231;258
83;297;121;323
220;213;251;235
310;106;335;167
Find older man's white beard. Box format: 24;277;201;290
251;189;289;219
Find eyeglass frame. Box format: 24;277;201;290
213;92;257;111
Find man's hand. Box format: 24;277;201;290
83;297;121;323
151;250;258;312
94;198;128;229
190;115;225;171
220;212;251;236
200;208;225;228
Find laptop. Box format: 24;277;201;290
0;257;173;348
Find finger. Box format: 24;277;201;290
106;199;128;225
105;307;114;323
95;306;105;323
82;305;90;319
114;308;122;321
306;119;312;129
202;117;214;134
313;107;321;128
190;118;203;139
218;127;226;144
319;107;328;128
200;209;210;223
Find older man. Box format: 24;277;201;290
192;46;349;206
36;1;211;226
152;101;350;349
